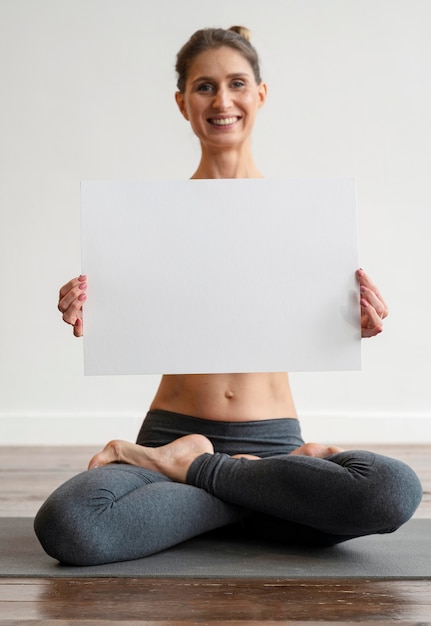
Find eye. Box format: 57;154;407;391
231;78;246;88
196;83;214;93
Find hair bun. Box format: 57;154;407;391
228;25;251;42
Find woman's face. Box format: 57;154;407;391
176;46;267;150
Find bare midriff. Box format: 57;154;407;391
150;372;297;422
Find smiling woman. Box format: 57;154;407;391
34;25;422;567
174;28;267;179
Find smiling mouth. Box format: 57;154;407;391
208;116;241;126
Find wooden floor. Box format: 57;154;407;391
1;444;430;625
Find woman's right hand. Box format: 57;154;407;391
58;275;87;337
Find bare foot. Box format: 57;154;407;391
232;444;343;460
88;434;214;483
289;442;344;458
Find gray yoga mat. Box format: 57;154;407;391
1;517;430;579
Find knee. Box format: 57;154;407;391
34;496;74;564
339;451;423;534
373;455;423;533
34;474;118;566
34;494;95;566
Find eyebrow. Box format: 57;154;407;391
190;72;251;85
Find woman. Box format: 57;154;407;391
34;26;422;566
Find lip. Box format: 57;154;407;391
207;115;241;127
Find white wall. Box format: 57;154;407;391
1;0;430;445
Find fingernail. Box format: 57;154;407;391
79;282;87;290
78;293;86;301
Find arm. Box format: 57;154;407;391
356;269;388;338
57;274;87;337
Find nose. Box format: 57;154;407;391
212;87;232;111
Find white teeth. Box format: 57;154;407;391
210;117;238;126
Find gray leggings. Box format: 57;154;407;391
34;410;423;566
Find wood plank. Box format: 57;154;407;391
0;446;93;517
0;578;431;623
1;622;426;626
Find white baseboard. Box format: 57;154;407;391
0;414;144;446
0;413;430;445
298;412;431;445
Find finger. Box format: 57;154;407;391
59;275;87;300
59;291;86;319
356;269;388;318
58;280;87;314
361;324;383;338
58;275;87;311
73;317;83;338
360;302;383;338
356;269;387;302
58;288;85;315
360;286;388;319
63;295;85;337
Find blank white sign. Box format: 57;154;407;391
81;178;361;375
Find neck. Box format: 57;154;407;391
191;142;263;179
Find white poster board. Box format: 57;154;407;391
81;178;361;375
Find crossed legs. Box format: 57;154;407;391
35;435;422;566
89;435;422;539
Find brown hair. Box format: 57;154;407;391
175;26;262;93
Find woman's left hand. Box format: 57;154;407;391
356;269;389;338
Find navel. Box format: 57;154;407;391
224;390;235;400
